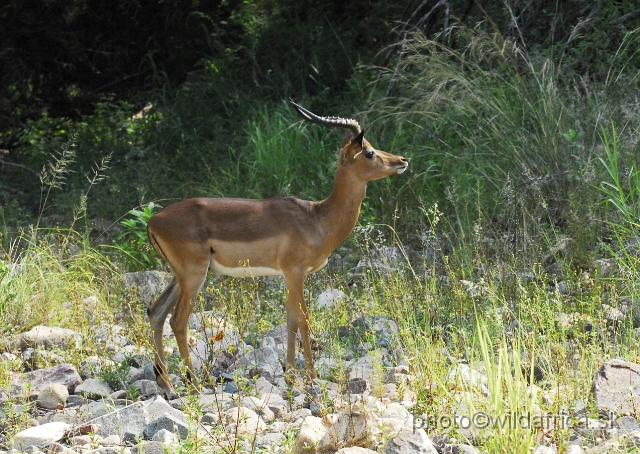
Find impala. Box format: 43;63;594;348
146;100;408;391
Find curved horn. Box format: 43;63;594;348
290;98;361;139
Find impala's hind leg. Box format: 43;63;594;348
171;264;209;392
148;277;179;392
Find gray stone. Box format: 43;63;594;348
129;379;160;399
66;395;86;407
442;445;481;454
199;393;235;413
339;316;400;349
382;428;438;454
256;432;284;447
9;364;82;400
79;401;116;418
90;324;130;348
145;395;187;423
47;441;76;454
223;381;238;393
12;422;69;449
69;435;93;446
81;402;149;439
79;356;114;379
255;376;283;396
75;379;113;399
124;271;173;305
615;415;640;433
37;384;69;410
233;346;283;380
347;355;376;382
347;378;369;394
102;434;121;445
131;441;165;454
293;415;328;454
241;396;275;422
534;446;557;454
151;428;177;444
317;408;382;452
260;392;288;418
16;326;81;351
316;289;347;309
143;412;189;439
201;413;219;425
592;359;640;415
22;348;64;367
594;259;616;278
447;364;490;396
142;363;156;381
224;407;266;434
603;304;625;323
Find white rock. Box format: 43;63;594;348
317;408;381;452
74;378;113;399
254;376;283;396
316;289;347;309
293;416;329;454
381;428;438;454
241;396;275;422
37;384;69;410
260;392;288;418
152;428;177;444
145;395;187;423
225;407;266;434
12;422;70;449
447;364;490;396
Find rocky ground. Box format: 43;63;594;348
2;241;640;453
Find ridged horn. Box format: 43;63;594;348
290;98;361;139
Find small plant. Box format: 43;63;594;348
114;202;158;270
98;360;130;391
125;384;142;401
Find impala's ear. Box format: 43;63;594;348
351;130;365;149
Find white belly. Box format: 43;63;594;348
210;258;283;278
306;258;329;274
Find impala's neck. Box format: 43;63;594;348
317;164;367;252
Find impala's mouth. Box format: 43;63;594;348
396;165;408;174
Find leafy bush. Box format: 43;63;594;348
113;203;158;271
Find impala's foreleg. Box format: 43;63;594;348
148;277;179;392
284;271;318;384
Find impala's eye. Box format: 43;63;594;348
365;150;375;159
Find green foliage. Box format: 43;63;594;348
599;123;640;226
114;203;158;271
97;360;130;391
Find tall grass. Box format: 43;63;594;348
0;231;120;335
361;26;640;259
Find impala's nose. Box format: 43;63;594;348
396;156;409;174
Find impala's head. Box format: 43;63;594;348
290;99;408;182
339;130;408;181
